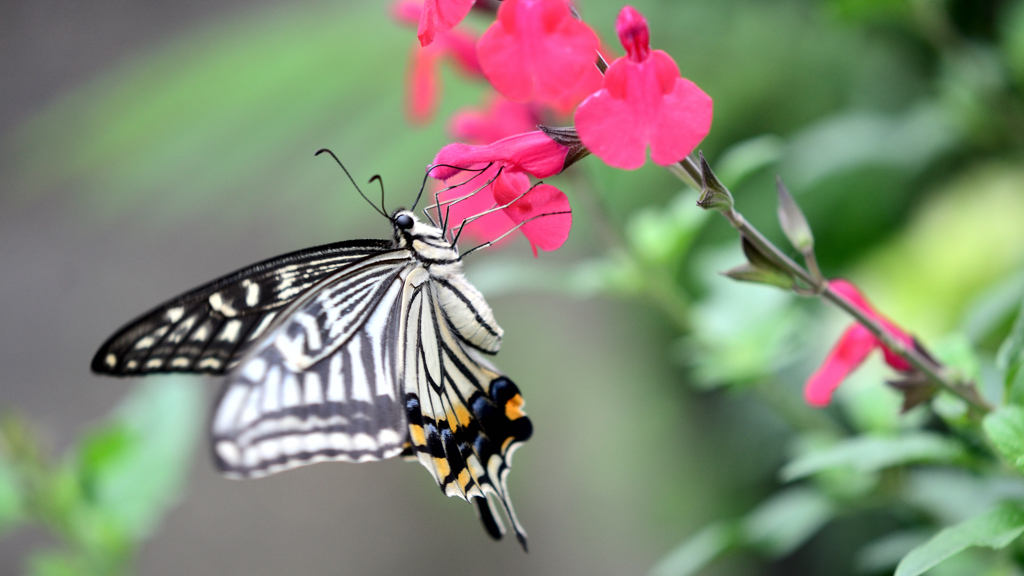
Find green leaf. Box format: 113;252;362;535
856;530;931;574
983;406;1024;475
648;522;738;576
780;432;965;482
996;295;1024;393
741;487;834;556
0;448;24;532
895;502;1024;576
76;377;203;540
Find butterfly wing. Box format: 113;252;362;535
211;249;415;477
92;239;391;376
400;268;533;548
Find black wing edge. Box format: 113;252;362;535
91;238;393;377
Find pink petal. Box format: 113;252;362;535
649;73;713;166
804;324;879;407
407;44;441;124
476;0;599;106
573;61;647;169
418;0;475;47
441;28;483;76
543;64;604;117
496;182;572;255
450;96;540;145
616;5;650;62
432;131;568;180
392;0;422;24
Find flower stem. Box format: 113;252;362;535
670;156;993;413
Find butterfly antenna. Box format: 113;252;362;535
368;174;388;216
315;148;387;219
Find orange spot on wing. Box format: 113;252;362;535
504;393;526;420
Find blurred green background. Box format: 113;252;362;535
1;0;1023;574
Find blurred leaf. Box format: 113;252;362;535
931;333;981;384
855;530;931;574
465;253;644;299
26;550;90;576
781;432;965;481
682;247;803;387
712;134;784;189
961;271;1024;344
984;406;1024;475
79;377;202;540
781;103;959;192
626;191;710;267
854;164;1024;339
895;501;1024;576
741;487;835;556
648;522;738;576
78;425;135;500
902;469;1024;525
828;0;912;22
996;295;1024;393
0;449;24;532
3;2;456;238
1005;0;1024;84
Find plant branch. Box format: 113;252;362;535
669;156;993;413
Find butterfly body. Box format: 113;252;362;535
92;210;531;548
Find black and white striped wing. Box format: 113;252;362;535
401;269;533;548
211;250;415;477
92;239;391;376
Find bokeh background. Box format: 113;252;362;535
2;0;1024;574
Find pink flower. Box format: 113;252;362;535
415;0;476;47
804;280;915;408
574;6;713;169
432;130;569;180
476;0;600;109
394;1;482;124
450;96;541;145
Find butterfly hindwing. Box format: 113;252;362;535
92;239;391;376
401;270;532;546
211;251;414;477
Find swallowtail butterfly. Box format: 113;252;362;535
91;162;533;548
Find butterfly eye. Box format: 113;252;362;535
395;213;414;230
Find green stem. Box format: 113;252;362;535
670;156;993;413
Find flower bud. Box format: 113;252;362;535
776;176;814;255
695;152;734;213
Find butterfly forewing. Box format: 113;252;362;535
92;239;390;375
212;251;414;477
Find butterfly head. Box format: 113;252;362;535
391;209;447;249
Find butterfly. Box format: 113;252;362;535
91;158;533;549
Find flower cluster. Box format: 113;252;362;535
392;0;714;254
